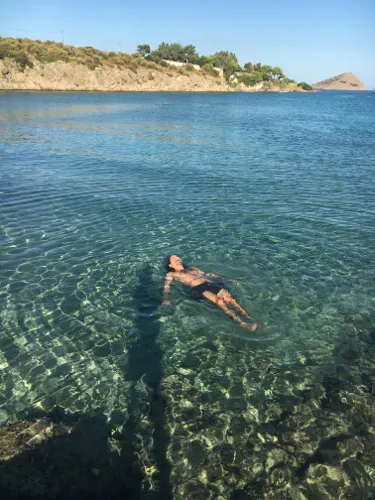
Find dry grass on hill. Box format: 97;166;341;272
0;37;214;78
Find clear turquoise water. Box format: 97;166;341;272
1;91;375;497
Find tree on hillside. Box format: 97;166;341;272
202;63;219;76
214;51;239;80
272;66;284;79
196;54;216;67
244;62;254;72
155;42;188;62
169;43;185;61
238;72;263;87
156;42;170;59
260;65;273;81
183;44;197;63
148;50;161;61
214;50;239;70
137;44;151;58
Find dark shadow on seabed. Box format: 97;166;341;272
124;263;172;500
0;264;171;500
0;407;144;499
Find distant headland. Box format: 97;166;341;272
313;72;365;91
0;38;312;93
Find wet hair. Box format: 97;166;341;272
164;255;173;272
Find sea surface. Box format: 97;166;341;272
0;90;375;498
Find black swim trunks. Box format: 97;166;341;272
191;281;223;300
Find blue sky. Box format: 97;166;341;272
1;0;374;88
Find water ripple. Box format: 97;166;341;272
1;91;375;498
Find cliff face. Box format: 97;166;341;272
313;72;365;91
0;59;229;92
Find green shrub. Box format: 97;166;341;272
202;63;218;77
141;60;158;70
0;45;9;59
102;59;114;67
277;79;288;90
65;45;78;56
148;50;161;62
15;52;33;71
224;66;233;81
74;58;86;66
298;82;313;91
197;55;216;67
184;63;195;71
238;72;263;86
91;55;103;66
157;60;169;67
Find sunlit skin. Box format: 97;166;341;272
162;255;260;331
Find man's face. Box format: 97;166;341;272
170;255;183;270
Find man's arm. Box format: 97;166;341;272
162;272;175;305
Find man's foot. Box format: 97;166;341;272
247;322;269;331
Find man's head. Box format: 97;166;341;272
168;255;184;272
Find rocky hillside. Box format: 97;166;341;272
0;58;229;92
0;58;308;93
313;72;365;91
0;37;308;93
0;37;229;92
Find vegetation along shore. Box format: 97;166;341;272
0;38;313;93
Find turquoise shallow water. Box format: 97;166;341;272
1;91;375;498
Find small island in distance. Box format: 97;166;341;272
313;72;365;91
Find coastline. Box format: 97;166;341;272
0;60;307;93
0;89;308;93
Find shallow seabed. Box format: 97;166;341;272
1;91;375;498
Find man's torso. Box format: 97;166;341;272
171;269;206;288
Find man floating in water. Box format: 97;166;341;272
162;255;260;331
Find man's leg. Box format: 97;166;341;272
217;289;256;321
202;291;258;331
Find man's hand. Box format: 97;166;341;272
162;299;171;306
230;279;240;286
206;272;221;279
